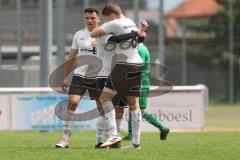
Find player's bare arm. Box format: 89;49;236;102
90;27;106;38
62;49;78;92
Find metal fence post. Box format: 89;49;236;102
228;0;234;104
56;0;66;66
133;0;139;25
39;0;53;87
158;0;165;78
17;0;23;86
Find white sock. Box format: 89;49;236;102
96;116;105;144
104;120;110;140
103;101;118;137
131;109;142;145
116;118;122;135
62;109;75;141
63;121;72;141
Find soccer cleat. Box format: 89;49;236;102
95;143;103;149
110;142;121;148
121;144;141;150
55;138;69;148
100;136;122;148
160;128;170;140
123;134;132;141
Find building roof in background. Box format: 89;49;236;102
125;9;160;24
166;0;220;18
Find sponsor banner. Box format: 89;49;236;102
121;90;205;131
1;86;206;131
11;94;97;130
0;95;11;130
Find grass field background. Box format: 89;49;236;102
205;104;240;131
0;105;240;160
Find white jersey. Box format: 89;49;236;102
96;34;114;78
71;28;97;78
101;17;143;64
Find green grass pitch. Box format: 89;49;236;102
0;131;239;160
1;105;240;160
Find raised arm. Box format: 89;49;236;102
108;29;147;43
138;20;149;38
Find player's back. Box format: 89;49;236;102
101;18;143;64
110;18;137;35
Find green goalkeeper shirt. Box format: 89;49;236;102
138;43;150;88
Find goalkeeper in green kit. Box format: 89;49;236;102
123;43;170;141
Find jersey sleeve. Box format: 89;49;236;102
98;34;112;45
101;21;118;34
103;34;113;44
71;32;78;49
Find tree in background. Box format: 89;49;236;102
187;0;240;102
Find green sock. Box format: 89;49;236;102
128;113;132;136
143;112;166;132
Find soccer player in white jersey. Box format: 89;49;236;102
94;34;114;148
94;30;146;148
55;8;100;148
91;2;148;149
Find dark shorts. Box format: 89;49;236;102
68;76;97;99
96;78;128;107
105;63;143;97
112;95;128;107
95;78;107;99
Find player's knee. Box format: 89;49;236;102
99;93;113;104
129;104;139;111
99;110;104;116
68;99;79;111
116;112;123;119
115;107;124;119
99;95;106;104
128;98;138;111
141;109;145;115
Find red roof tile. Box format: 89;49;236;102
166;0;220;18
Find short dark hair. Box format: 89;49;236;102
102;2;122;16
84;8;99;15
